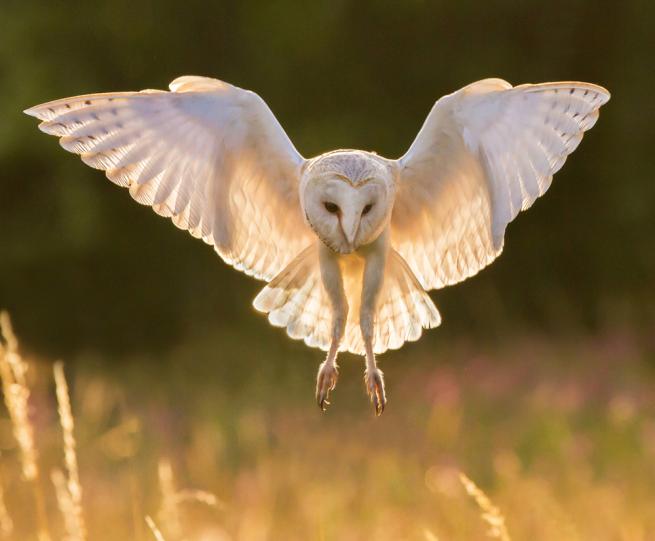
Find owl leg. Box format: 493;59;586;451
316;244;348;411
316;331;343;411
361;231;388;416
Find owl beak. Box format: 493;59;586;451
340;214;360;251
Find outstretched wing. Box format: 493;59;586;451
391;79;610;290
25;75;313;281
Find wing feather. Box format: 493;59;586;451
392;79;610;290
25;76;313;281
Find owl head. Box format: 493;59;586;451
300;150;395;254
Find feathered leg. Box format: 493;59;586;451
360;230;389;415
316;243;348;411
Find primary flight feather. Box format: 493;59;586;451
25;76;610;414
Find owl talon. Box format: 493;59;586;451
364;368;386;416
316;361;338;412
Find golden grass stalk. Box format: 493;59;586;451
0;311;50;541
52;468;78;541
156;460;222;539
145;516;167;541
174;489;222;509
54;361;86;541
157;459;182;539
459;472;511;541
0;312;37;481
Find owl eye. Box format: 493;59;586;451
362;203;373;215
324;202;340;214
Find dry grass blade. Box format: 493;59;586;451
0;312;37;481
145;515;167;541
158;459;182;539
459;472;511;541
52;468;78;541
174;489;223;509
54;361;87;541
0;311;50;541
0;313;20;370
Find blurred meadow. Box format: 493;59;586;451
1;1;654;540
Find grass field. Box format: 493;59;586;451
0;312;654;541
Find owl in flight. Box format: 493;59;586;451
26;76;609;414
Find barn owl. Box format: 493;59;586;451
25;76;609;414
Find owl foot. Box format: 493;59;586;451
364;367;386;416
316;360;339;412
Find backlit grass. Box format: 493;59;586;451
0;312;653;540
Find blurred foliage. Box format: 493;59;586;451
4;328;655;540
1;5;654;538
0;0;653;358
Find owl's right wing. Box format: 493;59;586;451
25;75;313;282
391;79;610;290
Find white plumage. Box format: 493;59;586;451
392;79;608;290
26;76;609;414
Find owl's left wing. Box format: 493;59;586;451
391;79;610;290
25;75;313;281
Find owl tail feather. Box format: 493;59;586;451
345;249;442;355
253;244;441;356
253;244;334;352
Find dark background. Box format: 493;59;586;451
1;0;652;359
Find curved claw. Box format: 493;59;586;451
316;361;339;412
365;368;387;416
318;396;330;412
